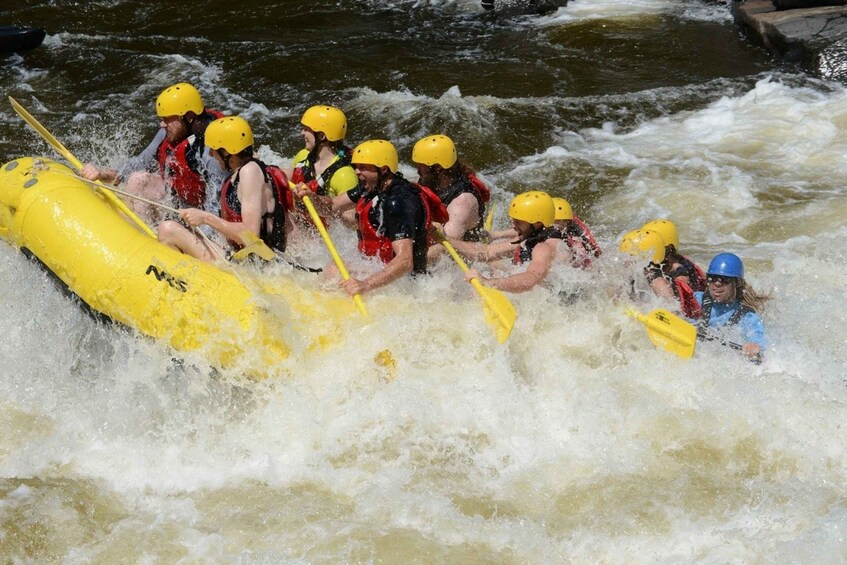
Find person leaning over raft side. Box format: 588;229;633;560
287;105;359;227
411;134;490;260
642;219;706;292
693;252;769;362
552;197;602;269
295;139;448;296
449;191;562;293
80;82;227;222
619;228;701;319
157;116;294;261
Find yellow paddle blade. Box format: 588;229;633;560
232;231;276;262
626;307;697;358
438;235;517;343
472;279;516;344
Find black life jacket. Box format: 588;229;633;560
513;226;563;265
697;291;754;333
219;160;291;252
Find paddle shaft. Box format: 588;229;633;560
296;188;367;317
48;162;240;270
9;96;157;239
697;329;762;364
440;236;498;300
53;168;179;213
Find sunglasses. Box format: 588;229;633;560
707;275;736;285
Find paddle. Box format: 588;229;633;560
229;230;275;262
8;96;157;239
54;166;325;270
293;186;367;317
438;234;516;344
484;203;495;232
626;307;762;364
697;328;762;365
625;307;697;358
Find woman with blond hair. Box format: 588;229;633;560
694;252;769;362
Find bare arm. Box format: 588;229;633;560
473;238;556;293
449;237;517;263
180;162;264;244
487;228;518;241
294;184;357;216
650;276;675;300
341;238;414;295
443;193;479;239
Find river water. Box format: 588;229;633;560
2;0;846;562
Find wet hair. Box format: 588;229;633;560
737;278;771;313
447;160;476;178
216;146;255;171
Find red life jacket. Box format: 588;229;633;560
357;195;395;264
467;173;491;204
219;161;293;251
564;214;602;268
156;108;225;207
675;278;702;319
356;181;448;264
684;255;708;292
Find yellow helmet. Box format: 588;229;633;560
350;140;398;173
552;197;573;221
205;116;254;154
156;82;204;118
642;219;679;251
411;134;457;168
619;229;666;264
508;191;555;227
301;105;347;142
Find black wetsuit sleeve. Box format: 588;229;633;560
345;184;366;204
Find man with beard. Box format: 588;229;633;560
296;139;447;296
81;82;227;222
448;191;562;294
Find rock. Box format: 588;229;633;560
816;36;847;80
733;0;847;74
481;0;568;16
773;0;846;10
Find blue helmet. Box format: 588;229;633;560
707;253;744;279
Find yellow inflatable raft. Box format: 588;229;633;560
0;157;358;375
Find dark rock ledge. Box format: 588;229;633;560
732;0;847;81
